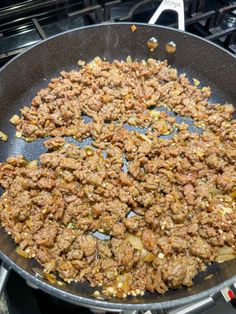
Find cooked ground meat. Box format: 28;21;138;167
0;58;235;299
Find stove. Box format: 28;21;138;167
0;0;236;68
0;1;236;314
2;271;236;314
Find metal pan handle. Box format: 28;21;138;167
0;263;10;295
148;0;185;31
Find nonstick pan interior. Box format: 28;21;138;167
0;23;235;310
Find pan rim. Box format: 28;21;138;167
1;249;236;310
0;22;235;75
0;22;236;310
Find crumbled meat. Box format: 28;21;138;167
190;237;216;261
34;223;58;247
162;256;199;288
44;137;66;150
57;228;75;252
142;229;157;251
0;58;235;299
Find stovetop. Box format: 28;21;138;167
0;0;236;68
2;271;236;314
0;1;236;313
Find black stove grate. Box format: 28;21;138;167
0;0;103;66
0;0;236;67
102;0;236;53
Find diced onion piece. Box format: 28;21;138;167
204;274;214;280
149;110;160;119
195;148;204;158
143;252;155;262
93;56;102;63
153;120;170;135
78;59;86;66
44;272;57;284
130;25;137;32
158;252;165;259
28;160;38;168
172;90;180;97
193;78;200;86
217;246;235;254
85;146;94;156
57;281;65;287
25;137;33;142
231;188;236;199
137;133;152;145
26;219;35;229
127;115;137;125
125;234;144;250
10;114;20;125
220;205;233;214
215;246;236;263
16;247;28;258
202;87;209;93
44;261;56;273
210;188;223;195
116;274;131;292
88;57;102;69
102;95;113;104
0;131;8;142
126;55;132;63
105;270;116;279
67;222;76;229
15;131;22;138
216;255;235;263
194;121;205;128
93;290;101;298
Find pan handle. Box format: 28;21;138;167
0;263;10;295
148;0;185;31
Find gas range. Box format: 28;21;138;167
0;0;236;68
0;1;236;314
2;268;236;313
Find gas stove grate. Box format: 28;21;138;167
103;0;236;53
0;0;235;67
0;0;103;66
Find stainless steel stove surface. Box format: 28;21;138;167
0;1;236;314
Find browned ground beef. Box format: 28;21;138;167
0;58;235;298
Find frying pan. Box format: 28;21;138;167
0;0;236;312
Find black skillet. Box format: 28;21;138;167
0;0;236;312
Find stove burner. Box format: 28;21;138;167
220;8;236;29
